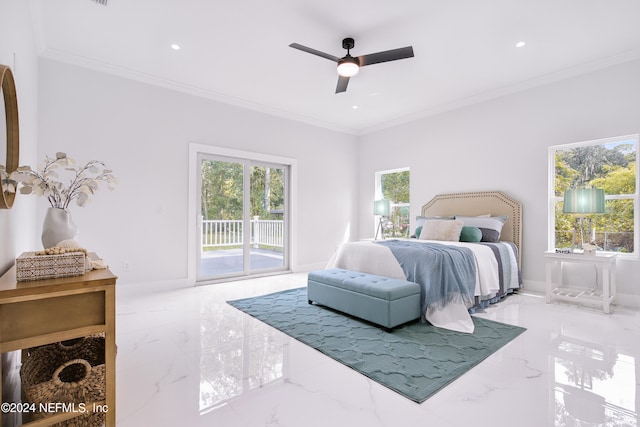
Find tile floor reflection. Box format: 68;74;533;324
115;273;640;427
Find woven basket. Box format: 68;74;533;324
20;336;106;427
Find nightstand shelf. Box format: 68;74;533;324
544;251;617;313
551;286;606;301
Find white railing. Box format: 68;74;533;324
252;218;284;248
202;220;243;248
202;217;284;249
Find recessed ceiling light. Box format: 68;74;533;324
516;41;526;48
171;44;181;51
352;105;359;110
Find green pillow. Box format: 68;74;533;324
459;226;482;242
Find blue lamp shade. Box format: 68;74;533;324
373;199;391;216
563;188;606;214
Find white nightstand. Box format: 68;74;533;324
544;251;617;313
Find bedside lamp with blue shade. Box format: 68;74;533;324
562;188;606;252
374;199;391;240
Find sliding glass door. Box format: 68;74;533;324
197;154;288;281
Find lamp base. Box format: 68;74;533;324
375;217;386;240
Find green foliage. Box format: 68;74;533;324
381;171;409;203
201;160;243;220
554;155;579;196
250;166;284;219
560;145;629;187
590;162;636;194
200;160;285;221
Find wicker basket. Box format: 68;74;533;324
20;336;106;427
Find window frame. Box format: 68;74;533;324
188;143;298;282
548;134;639;259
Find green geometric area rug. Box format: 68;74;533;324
227;287;526;403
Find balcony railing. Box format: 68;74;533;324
555;230;634;253
202;217;284;250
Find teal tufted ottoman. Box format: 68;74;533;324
307;268;421;330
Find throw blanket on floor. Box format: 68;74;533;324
375;240;476;321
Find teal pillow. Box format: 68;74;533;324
414;226;423;238
459;226;482;242
456;216;507;242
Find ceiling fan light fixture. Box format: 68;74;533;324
289;37;414;93
337;56;359;77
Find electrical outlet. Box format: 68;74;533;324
123;261;131;272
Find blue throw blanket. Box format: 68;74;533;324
375;240;476;321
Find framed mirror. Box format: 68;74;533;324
0;64;19;209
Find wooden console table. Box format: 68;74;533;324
0;257;117;426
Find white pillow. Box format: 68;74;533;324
419;219;464;242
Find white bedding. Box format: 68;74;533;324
326;239;503;333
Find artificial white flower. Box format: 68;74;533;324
7;152;117;210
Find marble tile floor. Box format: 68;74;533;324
115;273;640;427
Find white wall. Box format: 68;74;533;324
37;58;359;285
358;59;640;304
0;0;38;274
0;0;39;422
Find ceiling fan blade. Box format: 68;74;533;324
289;43;341;62
335;75;350;93
358;46;414;67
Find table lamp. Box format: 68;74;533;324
562;188;606;252
374;199;391;240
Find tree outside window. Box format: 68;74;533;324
376;168;410;238
550;135;638;255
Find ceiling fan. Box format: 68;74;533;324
289;38;414;94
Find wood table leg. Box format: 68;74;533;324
105;287;116;426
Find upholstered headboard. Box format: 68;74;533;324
421;191;522;265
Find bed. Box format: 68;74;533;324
326;191;522;333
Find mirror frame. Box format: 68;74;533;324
0;64;19;209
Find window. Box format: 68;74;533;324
188;143;297;283
549;134;639;256
197;155;289;281
375;168;410;238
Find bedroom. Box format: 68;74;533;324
1;0;640;426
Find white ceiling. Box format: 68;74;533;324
31;0;640;135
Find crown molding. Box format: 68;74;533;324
38;47;360;136
29;0;47;56
36;43;640;138
359;47;640;135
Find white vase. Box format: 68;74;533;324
41;207;78;248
